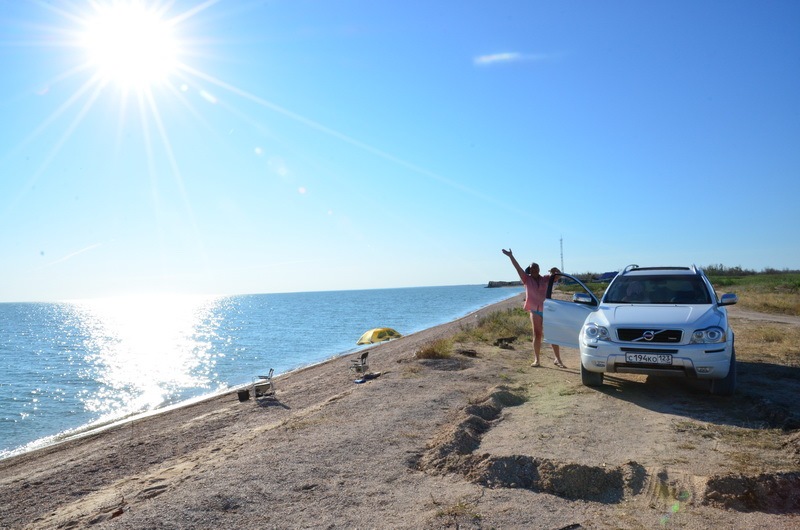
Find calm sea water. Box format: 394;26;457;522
0;285;520;458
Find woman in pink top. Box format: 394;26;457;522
502;248;565;368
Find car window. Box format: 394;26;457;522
603;275;711;304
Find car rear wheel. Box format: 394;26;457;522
581;362;604;387
710;347;736;396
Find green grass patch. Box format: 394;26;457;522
708;273;800;292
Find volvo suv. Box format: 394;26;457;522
543;265;738;395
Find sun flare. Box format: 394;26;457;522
80;3;179;89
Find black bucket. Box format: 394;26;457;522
237;389;250;402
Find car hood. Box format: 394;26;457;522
599;304;722;327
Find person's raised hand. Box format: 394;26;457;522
502;248;512;257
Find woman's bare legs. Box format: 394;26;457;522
530;312;541;366
532;312;565;367
552;343;564;367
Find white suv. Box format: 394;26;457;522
543;265;738;395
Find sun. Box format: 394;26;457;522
80;2;179;90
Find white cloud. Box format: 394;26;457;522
473;52;551;66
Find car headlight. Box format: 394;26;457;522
583;323;610;343
690;326;726;344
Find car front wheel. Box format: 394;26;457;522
710;347;736;396
581;362;604;387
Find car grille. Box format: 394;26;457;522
616;328;682;343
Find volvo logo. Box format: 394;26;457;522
642;330;656;341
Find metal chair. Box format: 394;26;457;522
253;368;276;399
350;352;369;379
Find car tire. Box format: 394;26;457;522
581;362;604;387
710;346;736;396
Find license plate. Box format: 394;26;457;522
625;353;673;365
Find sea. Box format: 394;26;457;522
0;284;521;459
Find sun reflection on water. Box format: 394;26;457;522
69;294;224;422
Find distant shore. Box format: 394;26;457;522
486;280;523;288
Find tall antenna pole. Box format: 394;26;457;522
560;236;564;272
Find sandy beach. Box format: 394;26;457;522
1;293;798;529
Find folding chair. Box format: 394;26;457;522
350;352;369;379
253;368;276;399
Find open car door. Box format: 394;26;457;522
543;274;600;349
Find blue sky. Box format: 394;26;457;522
1;0;798;303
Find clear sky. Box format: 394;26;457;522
1;0;798;303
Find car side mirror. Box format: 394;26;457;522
572;293;595;305
719;293;738;306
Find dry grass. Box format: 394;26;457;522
675;420;783;444
415;338;453;359
453;307;530;344
432;497;482;522
400;363;423;377
730;319;800;366
732;290;800;316
712;274;800;316
673;420;789;473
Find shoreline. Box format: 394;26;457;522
0;293;528;529
0;292;522;463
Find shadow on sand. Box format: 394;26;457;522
593;361;800;430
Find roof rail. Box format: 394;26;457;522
631;266;691;272
622;264;639;273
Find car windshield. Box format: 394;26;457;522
603;275;712;304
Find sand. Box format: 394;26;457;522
0;294;798;529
